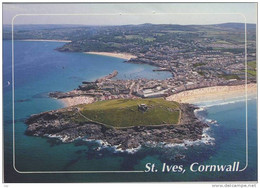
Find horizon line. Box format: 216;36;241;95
3;22;257;26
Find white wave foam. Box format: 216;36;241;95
46;134;83;142
114;145;142;154
195;95;256;108
145;127;215;150
194;107;219;127
83;138;142;154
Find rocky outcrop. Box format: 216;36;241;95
95;70;118;83
25;104;208;150
49;89;98;99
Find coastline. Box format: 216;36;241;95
19;39;72;43
25;103;208;150
84;51;137;60
166;83;257;104
59;84;257;108
60;96;95;107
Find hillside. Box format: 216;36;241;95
78;98;180;128
25;99;207;149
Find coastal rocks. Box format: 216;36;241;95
49;91;79;99
25;104;208;151
95;70;118;83
79;82;97;91
49;90;93;99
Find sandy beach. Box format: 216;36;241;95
60;96;95;107
60;84;257;107
19;39;72;43
166;84;257;104
84;52;137;60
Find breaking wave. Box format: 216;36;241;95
83;138;142;154
194;94;256;108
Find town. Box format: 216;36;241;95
7;23;256;101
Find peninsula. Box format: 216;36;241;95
25;98;208;150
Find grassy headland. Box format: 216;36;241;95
78;98;180;128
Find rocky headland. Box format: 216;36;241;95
25;103;208;150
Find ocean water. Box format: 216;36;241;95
3;40;257;182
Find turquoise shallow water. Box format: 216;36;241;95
3;40;257;182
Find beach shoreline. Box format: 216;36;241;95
59;84;257;108
166;83;257;104
19;39;72;43
84;51;137;60
59;96;95;107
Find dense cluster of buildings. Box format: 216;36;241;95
72;35;255;101
49;24;256;101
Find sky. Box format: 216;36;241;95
3;3;257;25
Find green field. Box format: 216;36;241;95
247;70;256;77
247;61;256;77
248;61;256;69
78;98;180;128
115;35;155;42
218;74;240;80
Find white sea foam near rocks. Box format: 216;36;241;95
187;95;257;148
83;138;142;154
149;127;215;150
82;95;256;151
194;107;218;127
46;104;220;152
46;134;83;143
46;134;64;140
187;96;256;147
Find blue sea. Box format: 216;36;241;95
3;40;257;182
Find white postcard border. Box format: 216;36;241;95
11;12;248;174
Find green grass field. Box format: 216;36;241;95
78;98;180;128
248;61;256;69
247;70;256;77
247;61;256;77
218;74;240;80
